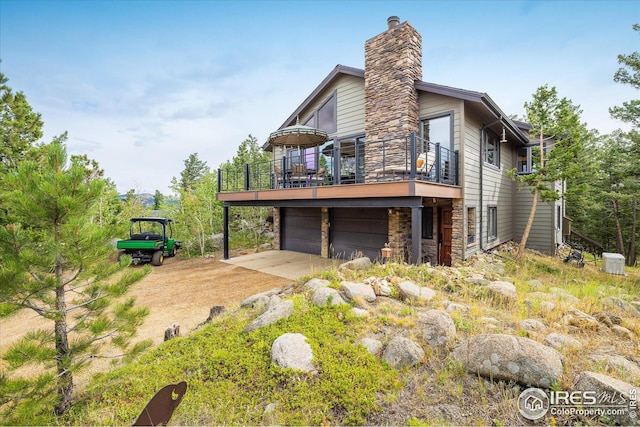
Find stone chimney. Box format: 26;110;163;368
364;16;422;179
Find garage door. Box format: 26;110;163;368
282;207;322;255
330;208;388;261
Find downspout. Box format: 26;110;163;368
479;126;484;251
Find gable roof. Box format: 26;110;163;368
266;64;530;149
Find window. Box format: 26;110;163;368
487;206;497;241
467;207;476;245
421;114;452;150
422;207;434;239
317;93;336;133
517;147;530;173
484;131;500;167
557;206;561;230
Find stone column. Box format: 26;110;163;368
321;207;329;258
388;207;412;261
364;18;422;182
451;199;464;264
272;207;281;250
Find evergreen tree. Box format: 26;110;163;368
153;189;164;211
177;152;208;191
0;140;151;418
510;85;592;258
0;70;43;173
609;24;640;128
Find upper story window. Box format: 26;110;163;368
517;147;530;173
317;94;336;133
304;92;336;134
484;130;500;168
420;114;452;150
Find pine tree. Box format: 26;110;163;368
0;140;151;418
510;85;592;258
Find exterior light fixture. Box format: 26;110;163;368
500;127;508;144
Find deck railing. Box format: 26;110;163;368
218;132;459;193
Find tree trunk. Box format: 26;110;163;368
628;195;637;266
54;291;73;414
611;198;625;255
518;187;539;258
54;251;73;416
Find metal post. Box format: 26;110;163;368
334;141;341;185
455;150;460;185
281;156;288;188
411;206;422;264
217;168;222;193
244;164;250;191
223;205;229;260
410;132;417;179
435;143;441;183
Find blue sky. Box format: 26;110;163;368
1;0;638;194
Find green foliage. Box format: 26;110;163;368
171;152;208;192
63;296;401;426
0;141;151;417
609;24;640;128
0;70;43;174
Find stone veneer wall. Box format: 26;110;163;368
388;207;411;261
272;207;281;250
364;21;422;182
451;199;464;264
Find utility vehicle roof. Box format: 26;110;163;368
129;217;173;224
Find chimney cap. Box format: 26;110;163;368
387;16;400;29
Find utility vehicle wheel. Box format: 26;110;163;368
152;250;164;266
168;247;176;257
117;250;125;262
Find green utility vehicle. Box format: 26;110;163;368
116;217;181;266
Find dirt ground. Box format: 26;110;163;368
0;256;291;381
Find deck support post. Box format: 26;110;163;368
223;205;229;260
411;206;422;264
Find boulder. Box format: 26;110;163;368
549;287;580;303
350;307;370;318
588;354;640;381
421;310;456;347
544;332;582;351
466;274;490;286
573;371;639;426
357;338;383;356
382;336;425;369
452;334;563;388
486;281;517;302
265;295;282;312
303;278;331;292
342;282;376;303
241;288;282;308
604;296;640;317
445;302;469;314
243;299;294;333
539;301;556;312
311;287;346;307
562;309;599;330
338;257;372;271
519;319;547;333
397;281;436;303
528;279;544;289
271;333;316;373
611;325;636;341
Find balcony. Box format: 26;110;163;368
218;133;459;195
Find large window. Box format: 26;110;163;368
487;206;497;241
303;93;336;133
421;114;452;150
517;147;530;173
484;131;500;167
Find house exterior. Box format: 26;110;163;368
217;16;563;266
